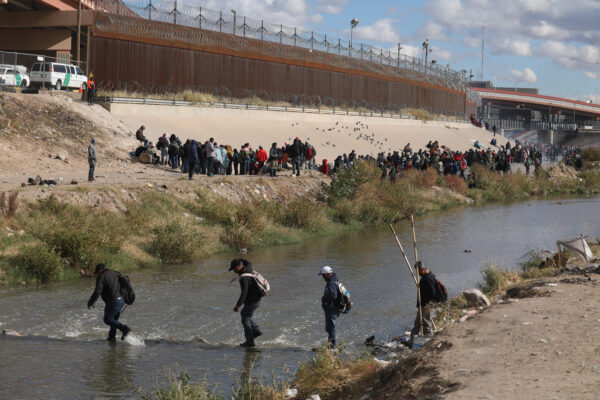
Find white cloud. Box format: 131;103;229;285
492;38;532;56
421;0;600;71
398;44;421;59
463;36;480;48
432;47;452;61
189;0;314;27
507;68;538;83
584;71;598;79
350;19;401;43
316;0;351;15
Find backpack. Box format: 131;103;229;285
115;271;136;305
336;281;353;313
241;271;270;296
434;278;448;303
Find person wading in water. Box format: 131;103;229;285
229;258;264;348
87;263;131;342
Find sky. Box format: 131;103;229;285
163;0;600;102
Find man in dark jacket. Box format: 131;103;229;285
410;261;439;344
87;264;131;342
186;140;199;180
229;258;263;348
289;138;303;177
319;265;340;348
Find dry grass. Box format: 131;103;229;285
0;192;19;219
293;347;381;398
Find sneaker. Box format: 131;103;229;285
121;325;131;341
107;337;116;343
252;329;263;338
239;341;255;348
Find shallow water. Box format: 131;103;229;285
1;196;599;399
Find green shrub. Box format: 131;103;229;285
332;199;356;224
479;262;515;295
150;221;201;264
48;229;102;274
12;244;63;283
582;146;600;162
221;222;253;250
324;160;378;205
281;198;323;230
141;373;222;400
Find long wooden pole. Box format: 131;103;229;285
411;215;424;336
389;223;418;285
76;0;81;63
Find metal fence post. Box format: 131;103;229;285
219;11;223;33
279;24;283;44
243;16;246;37
261;20;264;41
311;31;314;51
348;40;351;57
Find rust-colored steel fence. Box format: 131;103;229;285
91;11;473;115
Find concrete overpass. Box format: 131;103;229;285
473;87;600;129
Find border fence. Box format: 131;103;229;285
94;0;468;91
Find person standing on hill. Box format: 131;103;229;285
187;140;199;180
87;263;131;342
268;142;280;177
87;74;96;105
205;138;216;177
88;137;97;182
229;258;263;348
319;266;340;348
256;146;268;172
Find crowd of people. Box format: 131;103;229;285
124;125;585;186
133;126;318;180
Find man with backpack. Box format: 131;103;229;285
87;263;132;342
229;258;268;348
319;265;351;348
410;261;446;345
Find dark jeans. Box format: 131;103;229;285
88;163;95;180
207;157;215;176
234;160;239;175
324;308;340;346
170;154;179;169
188;159;196;179
88;91;94;105
292;157;301;176
103;297;125;341
241;301;260;345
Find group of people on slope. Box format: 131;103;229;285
87;259;445;349
133;126;318;179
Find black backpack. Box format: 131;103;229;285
434;278;448;303
116;271;136;305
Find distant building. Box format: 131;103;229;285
469;81;538;95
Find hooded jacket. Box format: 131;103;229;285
205;141;216;158
88;139;97;165
322;273;340;312
419;271;439;307
87;269;121;307
236;264;262;308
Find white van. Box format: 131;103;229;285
30;62;87;91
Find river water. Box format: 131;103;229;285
1;196;599;399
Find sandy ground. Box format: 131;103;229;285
365;267;600;400
108;103;497;163
0;92;496;195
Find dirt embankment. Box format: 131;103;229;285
348;260;600;400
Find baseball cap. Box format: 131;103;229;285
318;266;333;275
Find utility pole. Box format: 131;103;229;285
480;25;485;81
76;0;81;64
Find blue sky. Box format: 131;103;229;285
182;0;600;101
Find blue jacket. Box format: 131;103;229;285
190;140;199;161
322;273;340;312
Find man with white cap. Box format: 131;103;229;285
318;265;340;348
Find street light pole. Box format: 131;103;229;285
231;10;236;35
350;18;359;48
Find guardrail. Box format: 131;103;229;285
98;96;471;124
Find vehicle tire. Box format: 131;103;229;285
55;80;62;90
20;80;27;88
